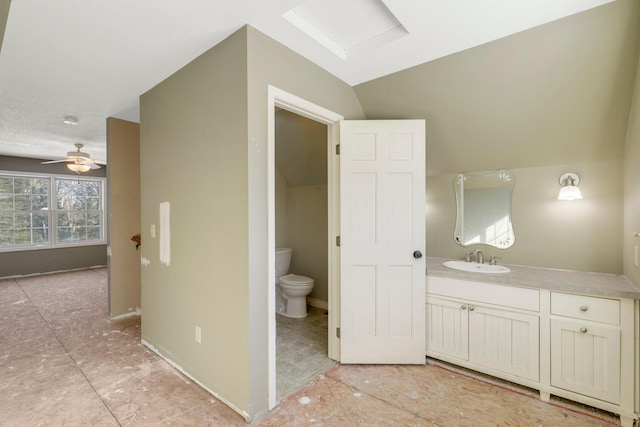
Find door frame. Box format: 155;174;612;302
267;86;343;409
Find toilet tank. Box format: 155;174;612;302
275;248;292;277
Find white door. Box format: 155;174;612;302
339;120;425;364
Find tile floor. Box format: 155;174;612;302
276;307;334;401
0;268;622;426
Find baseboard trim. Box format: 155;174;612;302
0;265;107;280
141;339;252;422
306;297;328;310
110;308;141;320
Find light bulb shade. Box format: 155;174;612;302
67;163;91;173
558;184;582;201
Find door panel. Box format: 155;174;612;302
340;120;425;364
426;296;469;360
550;318;620;404
469;306;539;381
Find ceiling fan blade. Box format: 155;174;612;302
87;163;101;169
41;159;69;164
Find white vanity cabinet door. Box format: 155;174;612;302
469;305;539;381
550;318;620;404
426;296;469;360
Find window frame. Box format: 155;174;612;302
0;170;107;252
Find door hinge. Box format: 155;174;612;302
336;327;341;339
336;235;340;247
335;144;340;155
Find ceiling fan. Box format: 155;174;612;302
41;143;105;173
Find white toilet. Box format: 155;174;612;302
275;248;314;318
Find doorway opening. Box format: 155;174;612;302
274;108;332;400
267;86;343;408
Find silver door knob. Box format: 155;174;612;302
580;327;588;333
469;305;475;311
413;250;423;259
461;305;467;310
580;305;588;312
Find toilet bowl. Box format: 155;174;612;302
275;248;314;318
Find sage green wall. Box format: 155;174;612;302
140;29;251;416
0;0;10;53
140;25;364;419
623;55;640;284
355;0;640;274
245;25;364;415
428;161;623;273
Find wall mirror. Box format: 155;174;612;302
454;170;515;249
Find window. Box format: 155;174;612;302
0;172;105;251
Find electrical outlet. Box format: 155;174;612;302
195;325;202;344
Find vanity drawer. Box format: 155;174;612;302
427;276;539;312
550;292;619;325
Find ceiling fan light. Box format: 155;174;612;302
67;163;90;173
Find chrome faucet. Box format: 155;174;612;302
474;249;484;264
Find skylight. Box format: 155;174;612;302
283;0;408;60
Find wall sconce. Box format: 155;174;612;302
558;173;582;201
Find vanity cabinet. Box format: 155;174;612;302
550;292;621;404
426;275;639;427
426;278;540;383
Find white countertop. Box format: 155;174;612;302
427;257;640;300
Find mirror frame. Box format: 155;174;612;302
453;169;515;249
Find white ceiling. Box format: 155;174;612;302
0;0;613;164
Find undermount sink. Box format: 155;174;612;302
443;260;510;274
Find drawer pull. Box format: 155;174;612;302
580;327;588;333
461;305;467;310
469;305;475;311
580;305;588;312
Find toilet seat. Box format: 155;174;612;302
278;274;313;286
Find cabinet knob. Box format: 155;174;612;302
461;305;467;310
580;305;588;312
579;327;588;333
469;305;475;311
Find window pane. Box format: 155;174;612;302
14;228;32;245
32;195;48;210
13;178;31;194
0;178;13;194
32;212;49;227
14;213;31;228
0;212;13;228
0;196;12;210
87;197;99;210
14;195;30;210
31;179;48;195
87;226;101;241
0;229;13;246
57;212;86;227
87;212;100;226
58;227;88;242
57;227;72;242
32;228;48;244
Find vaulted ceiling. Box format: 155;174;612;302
0;0;619;164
